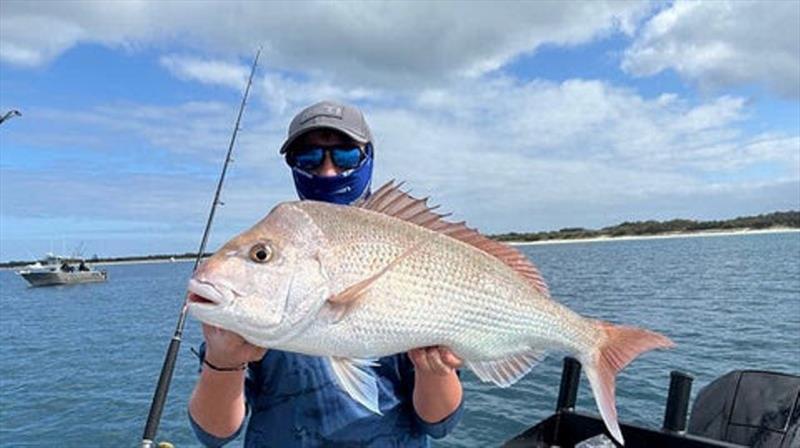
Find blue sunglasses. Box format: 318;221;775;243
288;145;365;171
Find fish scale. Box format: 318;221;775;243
187;181;674;445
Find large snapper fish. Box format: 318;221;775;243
188;181;673;444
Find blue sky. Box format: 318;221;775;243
1;0;798;262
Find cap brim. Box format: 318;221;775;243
279;123;370;154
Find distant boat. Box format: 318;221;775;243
16;253;108;287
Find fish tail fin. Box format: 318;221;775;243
581;321;674;446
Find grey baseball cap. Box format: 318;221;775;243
279;100;373;154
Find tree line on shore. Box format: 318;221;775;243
2;211;797;268
491;210;799;242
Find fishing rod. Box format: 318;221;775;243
140;47;261;448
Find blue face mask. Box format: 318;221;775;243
291;145;373;205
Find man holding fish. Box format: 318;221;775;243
187;99;673;447
188;101;465;447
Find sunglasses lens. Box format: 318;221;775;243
331;147;363;169
292;148;325;170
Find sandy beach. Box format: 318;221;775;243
507;227;800;246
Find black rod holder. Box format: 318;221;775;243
663;370;693;433
556;357;582;412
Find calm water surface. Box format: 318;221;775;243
1;232;798;447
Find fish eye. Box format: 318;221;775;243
248;242;274;263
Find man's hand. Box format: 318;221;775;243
189;325;266;438
408;346;463;375
408;346;463;423
202;324;267;368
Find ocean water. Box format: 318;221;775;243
1;231;798;447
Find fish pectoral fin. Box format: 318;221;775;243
465;349;547;387
328;356;382;414
327;239;426;305
327;275;379;305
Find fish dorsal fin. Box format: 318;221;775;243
358;181;550;297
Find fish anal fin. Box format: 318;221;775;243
465;349;547;387
359;181;551;298
328;357;382;415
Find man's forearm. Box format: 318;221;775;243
413;370;463;423
188;369;247;438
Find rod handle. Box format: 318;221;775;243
141;336;182;443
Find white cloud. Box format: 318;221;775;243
622;0;800;98
360;76;797;230
1;0;647;87
0;0;159;65
0;14;85;66
159;55;249;90
260;72;382;115
25;101;242;161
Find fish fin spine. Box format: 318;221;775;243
359;180;551;297
583;321;675;446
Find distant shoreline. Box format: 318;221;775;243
94;257;198;267
507;227;800;246
4;227;796;270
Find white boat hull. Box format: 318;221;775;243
19;270;108;287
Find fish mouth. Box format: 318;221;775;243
187;279;231;307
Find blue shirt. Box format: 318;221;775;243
190;348;463;447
